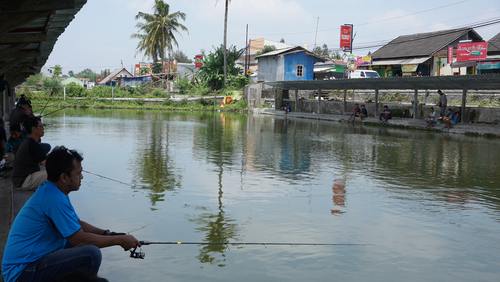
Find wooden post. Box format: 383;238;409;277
64;87;66;101
294;89;298;112
375;88;379;115
461;88;467;123
343;89;347;115
317;89;322;114
112;87;114;101
413;89;418;119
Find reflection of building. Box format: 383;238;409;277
331;178;345;215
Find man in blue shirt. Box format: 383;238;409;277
2;146;140;282
379;105;392;124
443;108;457;129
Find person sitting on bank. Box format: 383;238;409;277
455;107;462;123
443;108;457;129
10;98;31;125
11;117;48;191
2;146;141;282
280;102;292;114
425;107;437;128
348;104;361;121
6;123;28;155
358;105;368;121
379;105;392;124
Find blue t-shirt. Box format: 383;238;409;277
5;131;28;154
447;113;457;123
1;181;81;282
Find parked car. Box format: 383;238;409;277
349;70;380;79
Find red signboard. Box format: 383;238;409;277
195;55;202;68
456;42;488;61
448;46;453;64
97;77;101;83
340;25;352;50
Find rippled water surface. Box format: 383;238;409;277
42;109;500;282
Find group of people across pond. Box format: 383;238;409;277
2;96;141;282
346;89;461;128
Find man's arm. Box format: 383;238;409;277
79;220;109;235
67;228;140;250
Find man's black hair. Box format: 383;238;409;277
9;123;21;132
361;104;365;107
24;117;41;134
384;105;388;108
17;97;30;106
355;103;359;106
46;146;84;182
430;107;434;110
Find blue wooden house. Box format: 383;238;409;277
256;46;325;82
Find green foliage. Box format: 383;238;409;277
223;99;247;110
68;70;75;77
75;68;99;83
131;0;188;63
173;49;193;63
280;38;285;43
197;44;245;90
255;45;276;56
152;62;162;74
53;65;62;76
42;76;62;96
25;73;44;86
65;83;86;97
174;77;192;94
313;44;330;58
225;74;250;90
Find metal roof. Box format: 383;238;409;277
0;0;87;87
256;46;325;61
371;57;431;66
264;74;500;91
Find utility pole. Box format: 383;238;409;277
245;24;249;77
314;17;319;49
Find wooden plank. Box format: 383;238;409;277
0;0;74;12
0;33;47;44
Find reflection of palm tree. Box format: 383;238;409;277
189;166;240;267
133;120;182;206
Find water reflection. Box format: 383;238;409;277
132;113;182;206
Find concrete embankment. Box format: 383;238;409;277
251;108;500;137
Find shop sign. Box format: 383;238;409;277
402;64;418;72
340;25;352;50
457;42;488;61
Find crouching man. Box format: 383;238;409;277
2;146;140;282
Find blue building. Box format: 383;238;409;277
256;46;325;82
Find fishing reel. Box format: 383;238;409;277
130;247;146;259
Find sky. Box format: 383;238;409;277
43;0;500;75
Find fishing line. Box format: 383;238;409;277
83;170;136;187
38;99;51;116
129;241;375;259
42;108;65;117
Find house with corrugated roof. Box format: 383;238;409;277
480;32;500;74
99;68;134;86
370;27;483;77
256;46;325;83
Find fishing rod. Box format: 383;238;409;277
83;170;136;187
38;99;51;116
130;241;375;259
42;107;65;117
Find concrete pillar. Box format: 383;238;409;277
112;87;114;101
461;88;467;123
413;89;418;119
64;87;66;101
343;89;347;115
274;87;278;110
317;89;322;114
375;88;379;115
294;89;298;112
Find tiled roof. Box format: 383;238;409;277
372;28;483;59
488;32;500;52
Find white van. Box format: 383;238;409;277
349;70;380;79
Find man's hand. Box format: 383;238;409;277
119;234;141;251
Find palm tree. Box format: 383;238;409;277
131;0;188;77
216;0;230;85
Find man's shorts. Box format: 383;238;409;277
424;118;436;123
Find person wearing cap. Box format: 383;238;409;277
10;98;30;125
11;117;48;191
436;90;447;117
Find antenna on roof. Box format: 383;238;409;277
314;17;319;49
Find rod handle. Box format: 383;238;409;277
140;240;151;245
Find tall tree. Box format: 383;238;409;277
53;65;62;76
131;0;188;75
216;0;230;85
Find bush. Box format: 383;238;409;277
65;83;86;97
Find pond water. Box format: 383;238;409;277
41;109;500;282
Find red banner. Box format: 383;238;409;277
448;46;453;64
195;55;202;68
340;25;352;49
456;42;488;61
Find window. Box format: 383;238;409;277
296;65;303;77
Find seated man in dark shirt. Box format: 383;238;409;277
379;105;392;124
10;98;30;125
12;117;48;190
